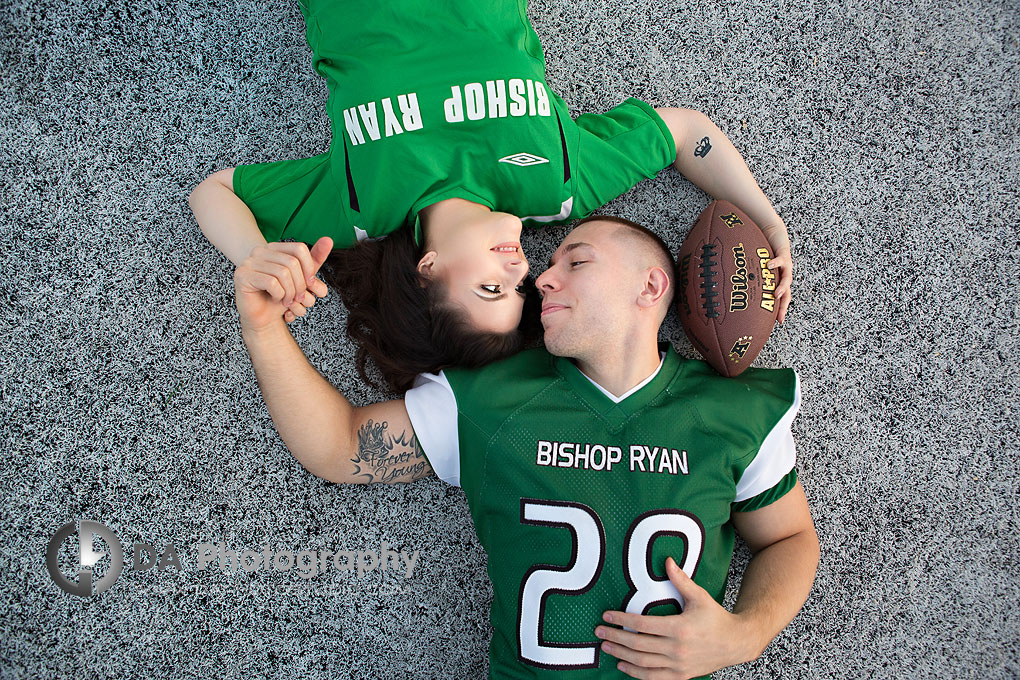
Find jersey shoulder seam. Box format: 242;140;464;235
485;374;568;444
663;382;758;464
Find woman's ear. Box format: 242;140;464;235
416;251;438;286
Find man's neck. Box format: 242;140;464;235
573;339;663;399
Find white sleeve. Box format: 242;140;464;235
734;372;801;503
403;371;462;487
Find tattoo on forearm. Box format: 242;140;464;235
694;136;712;158
352;419;430;483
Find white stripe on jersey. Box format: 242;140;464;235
734;371;801;503
404;371;461;487
521;196;573;223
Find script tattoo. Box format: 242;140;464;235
694;136;712;158
352;419;430;484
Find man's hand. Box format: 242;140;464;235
760;220;793;324
595;557;756;680
234;237;333;331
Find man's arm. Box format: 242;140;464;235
188;167;269;267
235;236;433;485
597;481;819;679
727;480;820;658
654;107;793;323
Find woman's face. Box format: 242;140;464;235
418;211;530;334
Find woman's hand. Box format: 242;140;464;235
654;107;793;324
759;220;792;324
234;237;333;333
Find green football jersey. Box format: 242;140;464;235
232;0;676;247
405;344;800;679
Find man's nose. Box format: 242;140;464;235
535;268;558;292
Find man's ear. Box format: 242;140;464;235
637;267;670;309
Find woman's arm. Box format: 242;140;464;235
188;167;268;267
654;108;793;323
190;167;310;321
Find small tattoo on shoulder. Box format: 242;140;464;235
694;136;712;158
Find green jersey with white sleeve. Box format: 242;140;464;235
404;344;801;678
231;0;676;248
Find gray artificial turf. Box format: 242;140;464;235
2;0;1018;677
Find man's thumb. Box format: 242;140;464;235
666;557;700;602
310;236;334;270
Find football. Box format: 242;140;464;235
675;200;779;377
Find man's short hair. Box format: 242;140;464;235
573;215;677;311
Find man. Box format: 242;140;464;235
233;219;819;679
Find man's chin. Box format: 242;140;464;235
541;332;572;358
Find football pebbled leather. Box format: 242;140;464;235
676;200;779;377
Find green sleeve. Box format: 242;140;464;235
569;97;677;219
233;150;354;247
732;468;798;513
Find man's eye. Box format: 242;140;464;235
570;261;587;267
481;284;501;294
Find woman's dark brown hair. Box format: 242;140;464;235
321;225;542;393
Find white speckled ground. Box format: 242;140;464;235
2;0;1017;677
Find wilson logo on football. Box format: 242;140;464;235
499;153;549;167
730;243;750;312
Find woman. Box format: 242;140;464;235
189;0;793;391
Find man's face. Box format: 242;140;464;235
534;221;639;358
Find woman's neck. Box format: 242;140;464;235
418;198;491;250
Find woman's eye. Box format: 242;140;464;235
514;284;526;295
481;284;501;294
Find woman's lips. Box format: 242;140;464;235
491;242;522;254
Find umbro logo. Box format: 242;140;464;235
499;153;549;167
